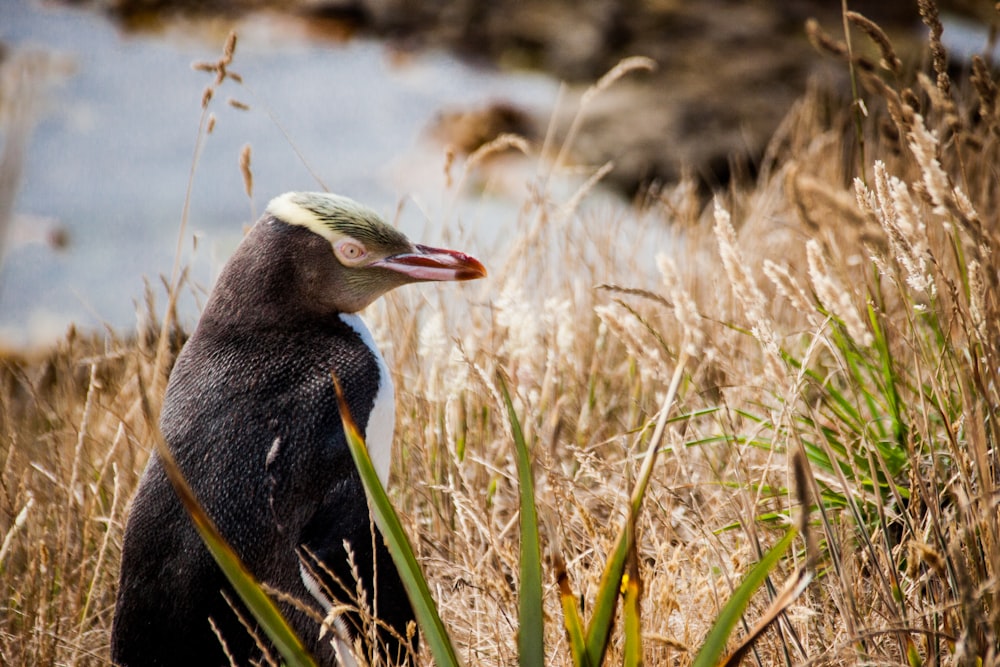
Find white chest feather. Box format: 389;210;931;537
338;313;395;488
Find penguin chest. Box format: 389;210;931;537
338;313;395;487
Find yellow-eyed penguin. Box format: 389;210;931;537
111;192;486;666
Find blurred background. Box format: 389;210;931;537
0;0;995;347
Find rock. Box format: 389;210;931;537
69;0;997;193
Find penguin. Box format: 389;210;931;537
111;192;486;666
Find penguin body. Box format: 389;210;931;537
112;194;485;665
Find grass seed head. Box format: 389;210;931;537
806;239;873;346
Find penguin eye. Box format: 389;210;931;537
335;240;368;266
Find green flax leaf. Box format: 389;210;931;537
622;539;643;667
498;373;546;667
585;349;689;664
333;374;461;667
555;556;591;667
691;528;798;667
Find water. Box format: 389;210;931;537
0;0;558;347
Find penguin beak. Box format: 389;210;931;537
374;244;487;282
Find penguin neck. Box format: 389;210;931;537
203;219;346;331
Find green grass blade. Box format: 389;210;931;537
622;544;642;667
183;496;319;667
498;373;546;666
555;557;591;667
585;521;630;665
332;375;461;667
690;528;798;667
147;421;318;666
585;349;689;665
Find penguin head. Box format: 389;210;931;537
263;191;486;313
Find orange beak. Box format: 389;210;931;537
374;244;487;282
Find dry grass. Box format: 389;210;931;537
2;5;999;665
